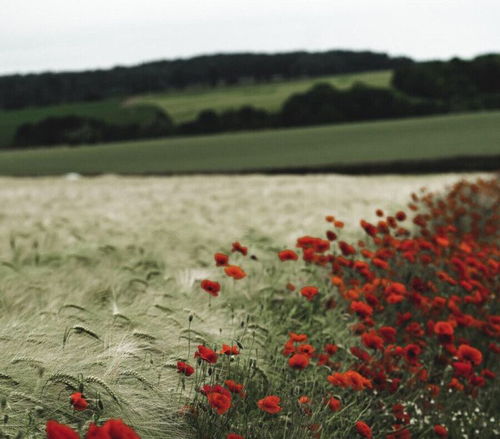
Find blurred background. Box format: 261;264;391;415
0;0;499;175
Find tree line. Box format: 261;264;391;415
0;50;410;110
10;54;500;148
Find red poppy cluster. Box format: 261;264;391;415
46;419;140;439
188;178;499;438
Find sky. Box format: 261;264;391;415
1;0;498;75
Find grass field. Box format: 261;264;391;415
0;111;498;176
129;70;392;123
0;100;162;149
0;71;391;150
0;173;486;438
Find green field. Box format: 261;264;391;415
0;99;162;149
0;111;498;176
129;70;392;123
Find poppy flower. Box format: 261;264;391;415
221;344;240;356
70;392;88;411
324;343;338;355
224;380;245;396
46;421;79;439
207;391;232;415
361;330;384;350
378;326;397;343
194;345;218;364
288;353;310;369
327;372;349;387
395;211;407;221
434;321;454;343
224;265;247;280
200;279;221;297
278;250;298;261
355;421;372;438
433;425;448;437
87;419;141;439
214;253;229;266
297;344;315;355
258;395;282;414
402;346;422;368
457;344;483;366
231;242;248;256
289;332;308;342
327;397;342;412
351;301;373;318
298;395;310;404
300;286;319;301
177;361;195;376
344;370;372;390
339;241;356;256
227;435;245;439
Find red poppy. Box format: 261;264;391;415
298;395;310;404
221;344;240;356
200;279;221;297
224;265;247;280
395;211;407;221
457;344;483;366
297;344;315;355
345;370;372;391
214;253;229;266
378;326;397;343
339;241;356;256
361;330;384;350
289;332;308;342
224;380;245;396
231;242;248;255
433;425;448;437
194;345;218;364
87;419;141;439
351;301;373;318
355;421;372;438
278;249;298;261
257;395;282;414
324;343;339;355
46;421;79;439
403;344;422;365
70;392;88;411
227;435;245;439
434;321;454;343
288;353;310;369
300;286;319;301
177;361;195;376
207;391;232;415
452;361;472;377
327;397;342;412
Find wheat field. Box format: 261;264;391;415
0;173;490;438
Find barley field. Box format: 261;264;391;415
0;173;493;438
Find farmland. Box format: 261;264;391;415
0;172;493;438
0;100;161;149
0;111;498;176
129;70;392;123
0;70;391;150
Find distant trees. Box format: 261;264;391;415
392;54;500;109
13;109;173;148
0;50;411;110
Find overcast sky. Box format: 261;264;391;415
1;0;498;75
